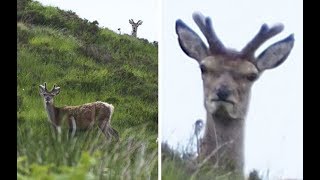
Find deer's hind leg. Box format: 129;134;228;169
97;105;119;141
99;120;119;141
106;126;119;141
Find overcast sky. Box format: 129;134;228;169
35;0;302;179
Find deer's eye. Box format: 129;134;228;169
246;73;258;81
200;64;208;74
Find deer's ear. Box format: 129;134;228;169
176;19;208;62
256;34;294;71
39;85;46;93
51;87;60;95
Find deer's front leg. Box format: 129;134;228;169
68;116;77;138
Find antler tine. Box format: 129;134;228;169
241;23;284;58
44;82;48;91
192;12;225;54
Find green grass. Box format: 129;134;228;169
18;126;158;179
161;143;245;180
17;0;158;178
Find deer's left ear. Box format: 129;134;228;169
51;86;60;95
256;34;294;71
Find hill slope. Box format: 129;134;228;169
17;0;158;178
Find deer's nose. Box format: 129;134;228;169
216;85;231;100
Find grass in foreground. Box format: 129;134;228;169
18;123;158;179
161;142;245;180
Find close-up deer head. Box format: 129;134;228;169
176;12;294;172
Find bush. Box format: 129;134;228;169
79;44;113;64
17;23;32;45
17;0;32;13
18;0;100;44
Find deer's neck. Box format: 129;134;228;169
201;110;245;173
132;27;137;37
45;102;60;126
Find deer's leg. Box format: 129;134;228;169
55;125;61;142
97;107;119;141
50;122;61;142
98;118;111;139
107;126;119;141
65;115;76;139
68;116;76;138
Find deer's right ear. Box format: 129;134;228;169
176;19;208;62
39;85;46;93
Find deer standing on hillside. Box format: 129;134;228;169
175;12;294;174
129;19;143;38
39;82;119;141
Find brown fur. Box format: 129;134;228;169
40;83;119;140
176;12;294;175
199;56;255;172
55;102;112;129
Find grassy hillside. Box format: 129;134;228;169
17;0;158;179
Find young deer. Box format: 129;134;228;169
129;19;143;37
39;82;119;141
175;12;294;173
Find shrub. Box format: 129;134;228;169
78;44;113;64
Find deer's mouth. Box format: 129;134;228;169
211;99;235;105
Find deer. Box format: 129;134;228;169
175;12;294;175
39;82;119;141
129;19;143;37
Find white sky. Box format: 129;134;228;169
34;0;302;179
